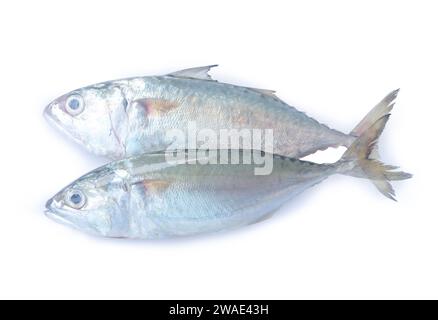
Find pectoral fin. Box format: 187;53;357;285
133;98;180;116
142;179;172;194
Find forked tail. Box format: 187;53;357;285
351;89;399;137
338;115;412;200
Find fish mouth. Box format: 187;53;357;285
43;103;59;126
45;197;53;210
44;198;76;229
44;198;104;236
43;103;85;147
44;210;75;228
43;103;64;132
43;102;52;118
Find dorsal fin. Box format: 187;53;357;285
167;66;278;98
246;87;277;98
167;65;218;81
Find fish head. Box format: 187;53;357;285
44;83;128;159
45;166;130;237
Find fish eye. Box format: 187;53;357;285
65;94;85;116
65;189;87;209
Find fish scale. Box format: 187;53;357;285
119;74;349;157
45;126;412;239
43;66;411;239
44;65;396;160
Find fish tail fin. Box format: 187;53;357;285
350;89;399;138
338;115;412;200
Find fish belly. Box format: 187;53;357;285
121;155;329;238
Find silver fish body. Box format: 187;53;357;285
44;66;397;159
45;115;411;239
45;150;339;239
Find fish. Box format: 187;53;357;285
45;116;411;239
43;65;398;160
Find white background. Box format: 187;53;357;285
0;0;436;299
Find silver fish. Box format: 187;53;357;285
43;65;398;159
45;116;411;239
